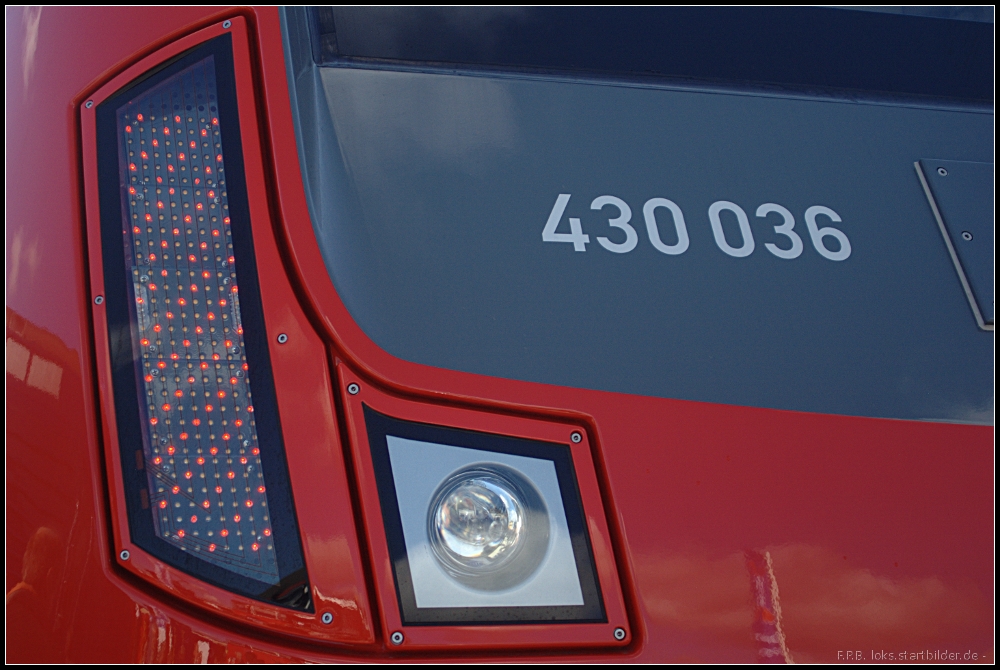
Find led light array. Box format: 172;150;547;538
118;58;278;584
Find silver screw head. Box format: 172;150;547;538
222;20;232;29
614;627;627;641
120;549;131;561
347;383;360;395
94;295;104;305
961;231;973;241
276;333;288;344
85;100;94;109
320;611;334;625
571;431;583;443
937;167;948;176
390;631;404;645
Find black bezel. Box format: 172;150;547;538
95;34;310;610
363;405;606;625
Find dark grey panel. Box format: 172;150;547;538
281;12;994;424
917;159;994;328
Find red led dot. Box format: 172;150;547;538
177;298;186;305
227;471;235;479
239;457;247;464
140;338;149;346
174;115;181;123
156;176;163;183
137;113;143;121
212;354;220;360
195;326;204;334
149;254;156;262
157;361;167;369
170;353;179;360
210;447;218;455
177;530;185;538
129;186;136;194
172;485;180;493
251;448;260;455
183;339;191;347
184;471;192;479
188;254;196;262
234;419;242;427
180;432;189;440
145;213;152;221
224;217;231;225
161;270;168;277
166;311;174;319
215;486;222;493
228;256;235;264
190;141;196;148
205;167;213;175
230;377;237;385
233;514;241;522
257;486;265;493
190;515;197;523
152;139;159;147
184;215;192;223
246;500;253;508
167;446;175;455
145;375;153;382
200;242;207;250
178;152;186;160
212;118;218;125
167;164;174;172
196;457;205;465
148;283;157;291
195;178;201;185
263;529;270;537
209;544;216;552
196;203;203;211
208;190;215;198
125;125;132;133
222;432;231;440
150;417;158;425
133;226;141;234
136;297;144;304
205;404;213;412
251;543;259;551
153;456;162;465
207;312;215;320
174;390;182;397
192;418;200;426
161;403;171;411
163;127;170;135
247;406;254;413
141;151;148;159
216;154;222;161
218;391;227;399
153;324;161;332
202;271;211;278
157;201;164;209
242;364;248;371
224;340;233;347
160;240;167;248
220;529;229;537
171;228;179;236
159;500;167;509
187;375;195;383
168;188;175;195
201;500;209;508
201;128;208;136
200;362;209;369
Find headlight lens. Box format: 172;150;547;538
427;465;548;591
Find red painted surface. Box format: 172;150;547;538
6;6;994;663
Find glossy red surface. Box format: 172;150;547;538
6;6;994;663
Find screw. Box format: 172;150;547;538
320;611;334;625
961;231;973;241
347;383;360;395
614;627;627;641
85;100;94;109
390;631;404;645
222;20;232;29
937;167;948;176
94;295;104;305
571;431;582;443
120;549;131;561
276;333;288;344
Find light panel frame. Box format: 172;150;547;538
339;364;632;650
